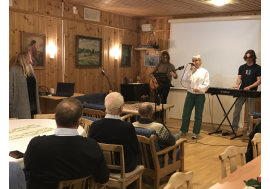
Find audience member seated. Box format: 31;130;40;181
246;120;261;163
9;162;26;189
89;92;141;189
133;102;179;150
24;98;109;189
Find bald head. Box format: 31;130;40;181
55;98;83;128
138;102;154;118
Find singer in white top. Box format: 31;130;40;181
178;55;210;139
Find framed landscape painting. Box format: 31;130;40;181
75;35;102;68
21;32;46;69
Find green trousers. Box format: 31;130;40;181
180;91;205;134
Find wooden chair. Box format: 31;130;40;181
219;146;246;179
57;175;92;189
9;118;18;120
121;114;133;123
34;114;55;119
83;108;105;119
251;133;261;158
97;143;144;189
137;135;187;189
80;118;93;136
163;171;193;189
249;115;261;132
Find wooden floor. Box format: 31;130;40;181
141;118;249;189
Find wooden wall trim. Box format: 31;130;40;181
9;7;139;33
137;10;261;20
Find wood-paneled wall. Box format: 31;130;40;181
63;20;140;94
9;0;140;94
9;11;63;89
138;18;170;84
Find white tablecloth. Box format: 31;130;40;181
9;119;87;168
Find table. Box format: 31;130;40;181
39;93;84;113
122;103;174;123
210;155;261;189
9;119;87;169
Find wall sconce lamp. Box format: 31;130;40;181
114;46;120;59
110;45;120;59
48;42;57;59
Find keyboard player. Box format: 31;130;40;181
231;50;261;136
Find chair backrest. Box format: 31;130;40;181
80;118;93;136
219;146;246;179
83;108;105;119
57;175;91;189
249;113;261;132
34;114;55;119
137;134;160;171
121;114;133;123
163;171;193;189
251;133;261;158
82;116;100;122
135;128;163;170
98;143;125;179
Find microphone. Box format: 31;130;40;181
189;63;195;66
175;66;184;71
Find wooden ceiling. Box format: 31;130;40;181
68;0;261;18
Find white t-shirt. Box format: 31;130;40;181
183;67;210;94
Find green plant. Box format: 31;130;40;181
140;95;150;102
244;176;261;189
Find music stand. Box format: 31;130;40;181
153;73;170;131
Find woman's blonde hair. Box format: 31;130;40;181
193;54;202;65
14;51;34;77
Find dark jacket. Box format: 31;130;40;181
24;135;109;189
245;120;261;163
89;118;141;172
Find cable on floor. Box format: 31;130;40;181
179;128;248;147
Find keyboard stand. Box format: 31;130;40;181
208;94;243;140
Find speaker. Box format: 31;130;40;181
141;24;153;32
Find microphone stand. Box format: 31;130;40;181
102;70;113;92
151;79;160;121
153;73;170;131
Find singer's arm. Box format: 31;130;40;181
182;70;193;82
232;75;242;89
170;64;178;79
149;64;159;81
197;71;210;93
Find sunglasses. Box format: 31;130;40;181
244;56;253;60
